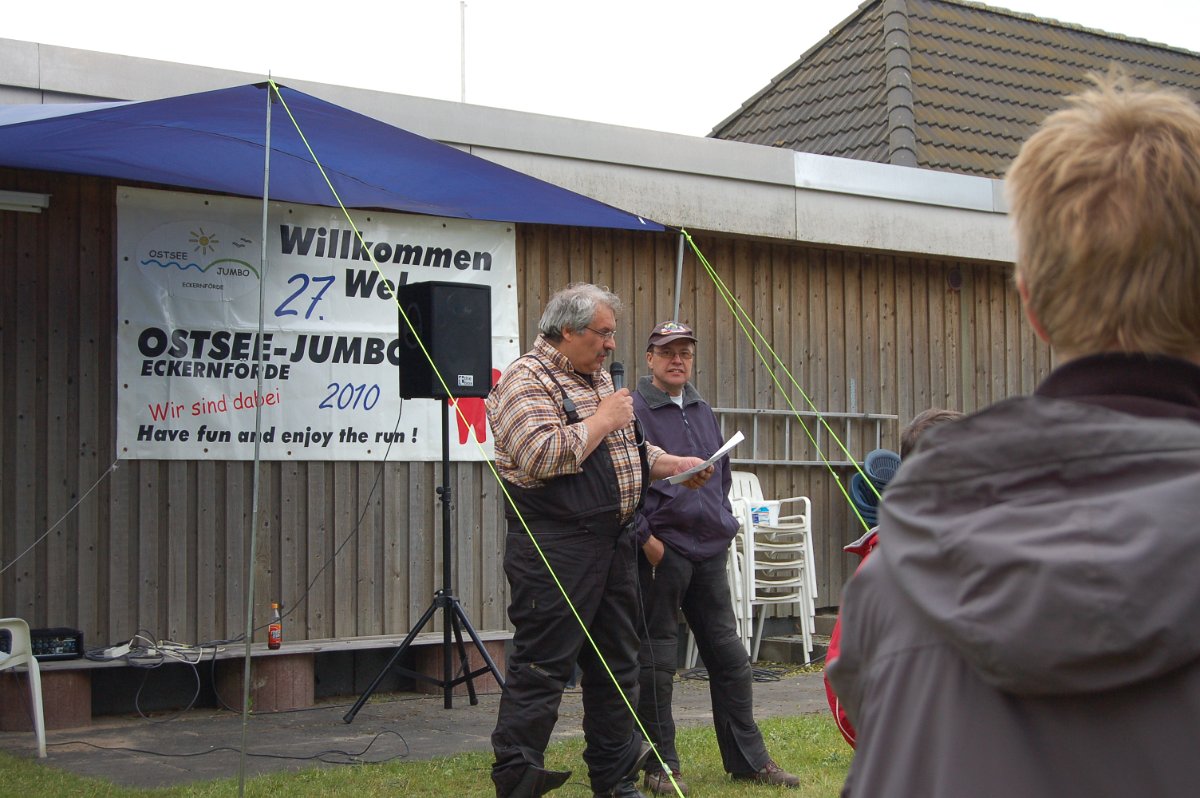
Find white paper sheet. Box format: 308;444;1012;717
665;430;744;484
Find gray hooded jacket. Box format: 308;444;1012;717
828;355;1200;797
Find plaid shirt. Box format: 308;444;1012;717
487;335;663;522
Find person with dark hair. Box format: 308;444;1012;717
486;285;713;798
632;321;799;795
898;408;964;459
828;71;1200;796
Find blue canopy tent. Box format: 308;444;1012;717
1;83;672;763
0;82;664;231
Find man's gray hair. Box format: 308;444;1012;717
538;283;622;340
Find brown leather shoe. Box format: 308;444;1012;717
730;759;800;788
644;768;689;795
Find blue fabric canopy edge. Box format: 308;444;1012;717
0;83;665;232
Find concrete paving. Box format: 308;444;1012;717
0;669;829;790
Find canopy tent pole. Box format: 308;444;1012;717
460;1;468;102
673;231;685;321
238;80;274;798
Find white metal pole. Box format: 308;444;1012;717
239;77;274;798
461;2;467;103
673;231;685;320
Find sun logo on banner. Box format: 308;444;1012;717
189;226;220;254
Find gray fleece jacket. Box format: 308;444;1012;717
828;354;1200;797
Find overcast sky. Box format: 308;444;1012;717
7;0;1200;136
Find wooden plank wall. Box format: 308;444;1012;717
515;226;1051;610
0;170;1050;650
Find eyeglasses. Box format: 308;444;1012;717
585;326;617;340
653;348;695;361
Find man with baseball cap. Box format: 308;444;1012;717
633;321;799;794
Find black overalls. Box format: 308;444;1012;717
491;363;648;796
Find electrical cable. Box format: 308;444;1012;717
93;404;406;656
633;529;675;788
84;625;470;725
130;655;202;723
0;458;118;577
47;729;412;765
63;379;406;729
63;402;415;733
276;407;405;632
678;666;787;682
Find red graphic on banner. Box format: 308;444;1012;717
450;368;501;444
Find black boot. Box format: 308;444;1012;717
592;776;650;798
592;741;653;797
508;765;572;797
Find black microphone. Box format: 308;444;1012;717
611;361;643;444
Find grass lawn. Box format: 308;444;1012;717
0;713;851;796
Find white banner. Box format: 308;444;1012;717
116;187;519;460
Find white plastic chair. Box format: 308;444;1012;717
755;496;818;627
728;470;762;508
0;617;47;757
727;471;817;663
744;504;814;663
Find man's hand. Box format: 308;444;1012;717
593;388;634;435
643;534;665;566
676;458;715;489
580;388;634;461
650;454;714;489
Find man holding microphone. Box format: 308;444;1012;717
487;284;713;798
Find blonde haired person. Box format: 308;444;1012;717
1008;73;1200;360
828;70;1200;797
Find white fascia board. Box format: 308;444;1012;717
794;152;1008;213
16;38;262;101
795;189;1016;262
472;147;797;240
0;39;40;88
318;84;796;187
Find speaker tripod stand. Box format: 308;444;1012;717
344;400;505;720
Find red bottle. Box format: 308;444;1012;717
268;602;283;650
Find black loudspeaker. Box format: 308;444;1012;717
397;281;492;399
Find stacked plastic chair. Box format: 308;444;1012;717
728;472;816;663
